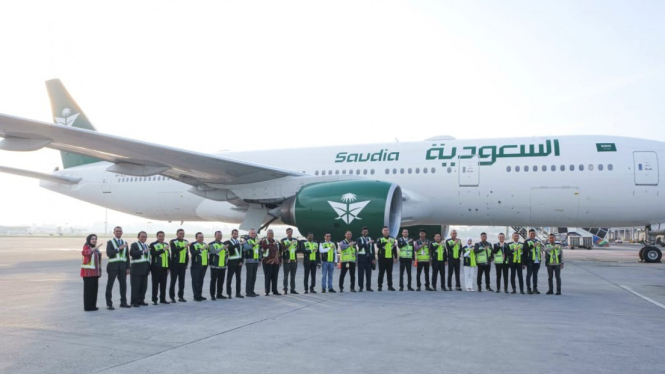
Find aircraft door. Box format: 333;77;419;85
633;151;659;186
458;155;479;187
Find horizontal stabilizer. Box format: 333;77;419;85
0;165;81;185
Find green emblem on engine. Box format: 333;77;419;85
328;193;370;225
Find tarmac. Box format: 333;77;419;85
1;237;664;374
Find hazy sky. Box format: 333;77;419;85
1;0;664;229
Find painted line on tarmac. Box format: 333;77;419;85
619;285;665;311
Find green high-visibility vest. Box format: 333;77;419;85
546;244;561;265
212;242;226;267
247;239;260;260
476;245;491;264
433;242;445;261
304;241;318;261
174;240;188;263
194;242;208;266
322;242;335;262
132;242;150;263
494;244;505;264
108;238;127;263
469;248;477;267
528;240;542;261
447;240;460;259
399;239;413;259
341;240;356;262
416;243;430;261
380;237;394;258
510;243;523;263
284;239;298;261
155;243;169;268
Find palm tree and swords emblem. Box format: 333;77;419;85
55;108;80;127
328;193;371;224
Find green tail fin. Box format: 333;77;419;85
46;79;101;169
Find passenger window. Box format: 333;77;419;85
407;168;412;174
569;165;574;171
415;168;420;174
551;165;556;172
515;166;520;172
355;170;360;175
384;169;389;175
507;166;511;172
608;164;613;171
400;168;404;174
447;167;452;173
579;164;584;171
560;165;565;171
423;168;428;174
370;169;375;175
393;168;397;174
533;165;538;172
598;164;604;171
363;169;367;175
589;164;594;171
524;166;529;172
542;165;546;172
321;170;325;175
431;167;436;173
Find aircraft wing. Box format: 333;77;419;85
0;113;303;185
0;165;81;185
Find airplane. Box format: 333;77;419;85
0;79;663;262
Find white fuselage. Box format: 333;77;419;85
41;135;665;227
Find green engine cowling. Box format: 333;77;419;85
280;180;402;240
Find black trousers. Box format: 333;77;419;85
210;268;226;297
105;268;127;306
448;258;461;288
263;263;280;294
245;262;259;295
283;261;298;291
526;263;541;289
510;263;524;291
339;262;356;290
377;258;394;288
399;259;412;288
547;265;562;293
226;261;242;296
357;258;372;289
432;261;446;289
131;273;149;304
190;266;207;299
303;262;317;290
83;277;99;311
151;266;169;302
169;264;187;300
495;263;509;290
477;264;491;288
417;261;430;288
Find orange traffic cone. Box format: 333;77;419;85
413;259;418;268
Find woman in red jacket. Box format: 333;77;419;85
81;234;103;311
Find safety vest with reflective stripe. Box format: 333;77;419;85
494;243;506;264
304;241;318;261
433;242;445;261
510;242;523;264
416;242;430;262
247;239;260;260
322;242;335;262
399;239;413;259
284;239;298;261
174;240;188;264
81;251;97;269
155;242;169;268
212;242;227;267
546;244;561;265
476;244;491;264
108;238;127;263
340;240;356;262
527;240;542;262
132;242;150;263
447;240;461;259
227;239;241;260
380;237;394;258
193;242;208;266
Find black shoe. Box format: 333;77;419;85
194;298;202;302
399;287;404;291
456;287;462;291
265;293;270;296
495;290;501;293
328;289;337;293
441;287;447;291
426;287;434;291
358;288;363;292
178;298;187;302
227;295;233;299
511;290;517;294
408;287;415;291
200;297;207;301
120;304;131;308
247;293;256;297
504;289;509;294
546;291;554;295
160;300;170;304
107;305;115;310
340;288;344;293
304;290;309;294
527;289;533;295
388;287;396;291
351;288;357;292
520;290;525;294
486;287;494;292
378;287;382;292
310;289;317;294
417;287;421;291
131;303;140;307
219;295;228;299
273;292;281;296
170;299;177;303
534;289;541;295
477;288;482;292
447;287;453;291
322;289;326;293
236;294;245;298
153;300;159;305
367;288;374;292
211;295;217;301
290;290;298;295
556;292;561;295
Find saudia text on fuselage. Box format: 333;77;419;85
333;139;560;166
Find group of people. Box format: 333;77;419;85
80;226;564;312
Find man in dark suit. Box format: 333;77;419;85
105;226;130;310
129;231;151;307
